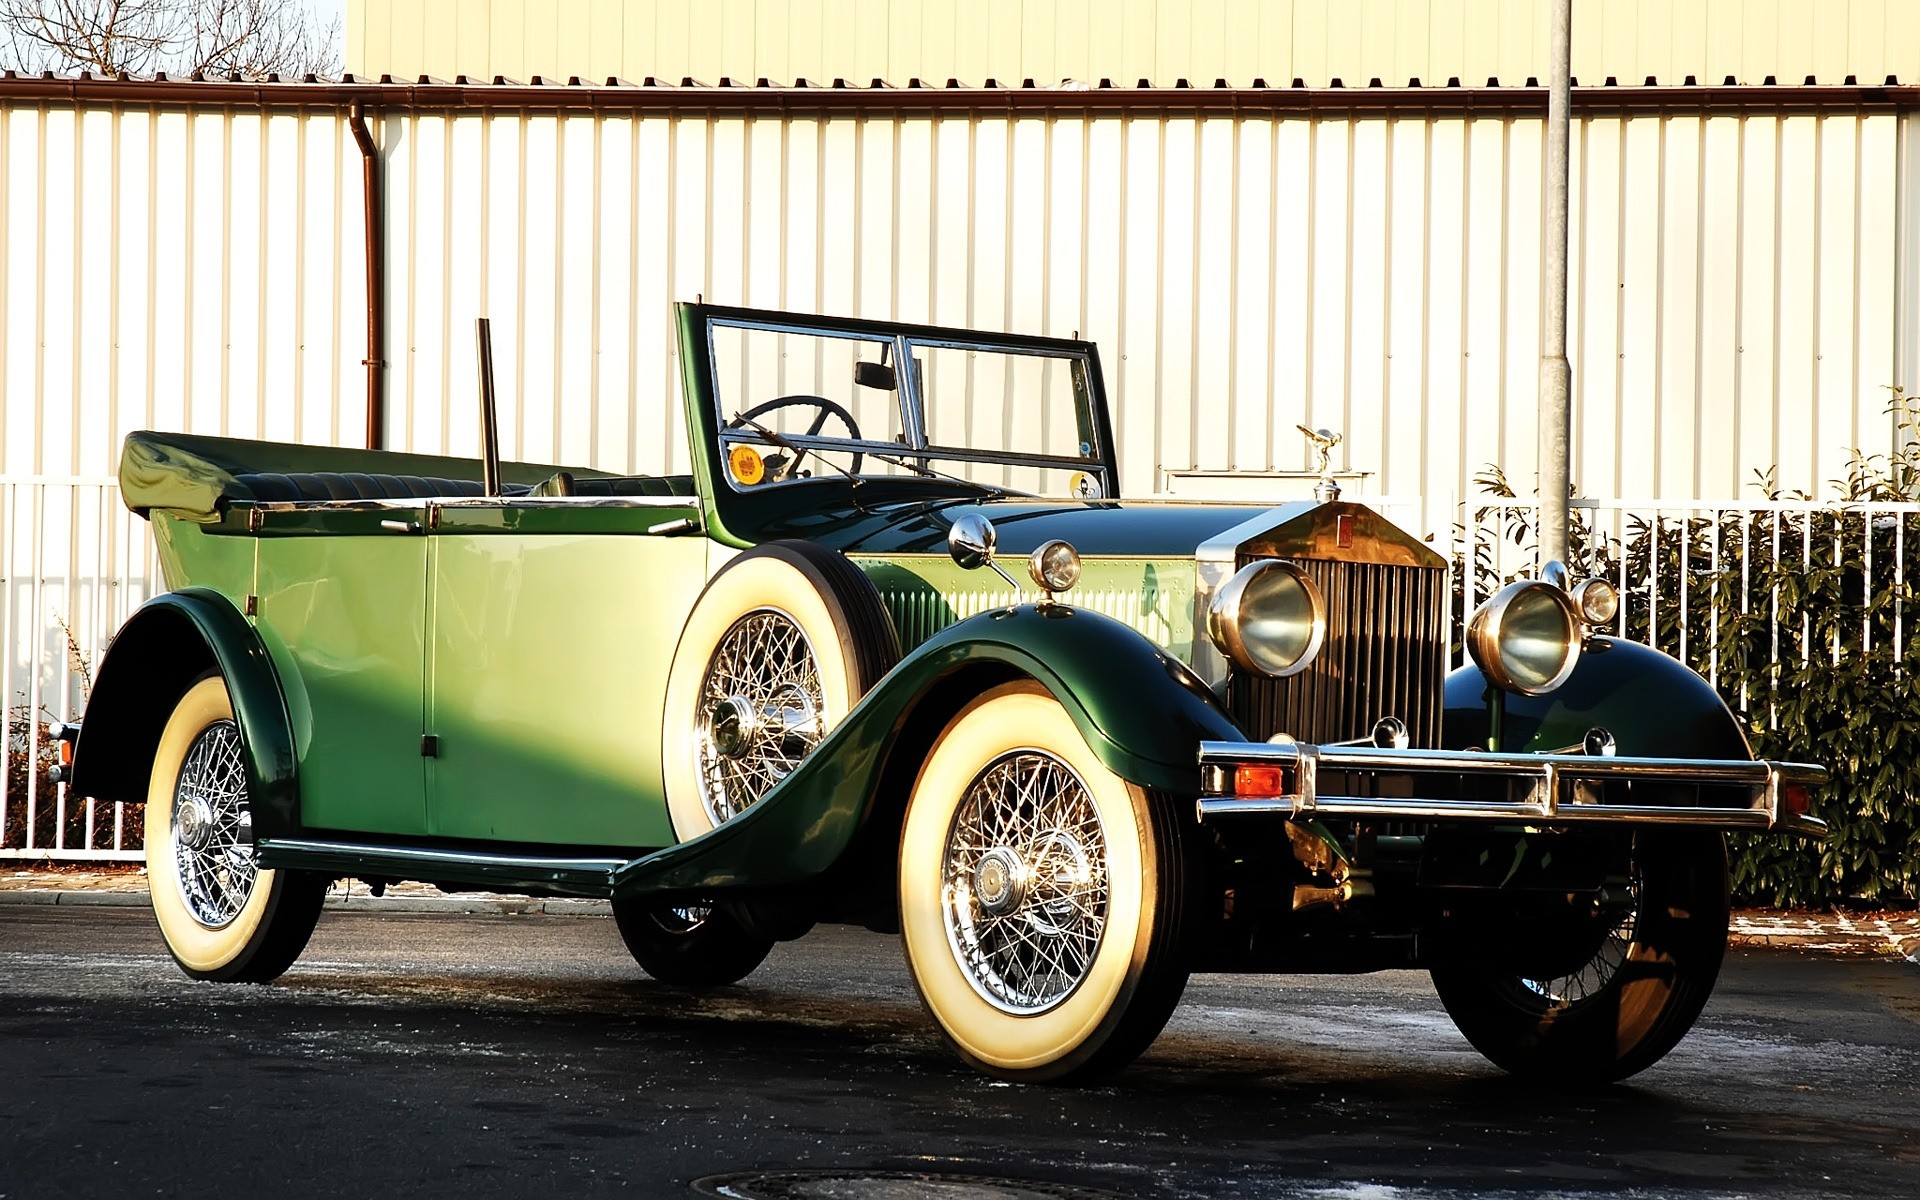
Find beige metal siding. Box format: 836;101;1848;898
0;98;1907;542
349;0;1920;90
0;105;364;478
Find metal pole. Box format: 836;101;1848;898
476;319;503;497
1538;0;1573;568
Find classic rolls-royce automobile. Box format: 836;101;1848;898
65;303;1824;1084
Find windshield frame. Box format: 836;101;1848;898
700;308;1119;498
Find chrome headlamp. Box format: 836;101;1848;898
1206;559;1327;678
1466;579;1583;695
1028;539;1082;595
1571;576;1619;627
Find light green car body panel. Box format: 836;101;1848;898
157;500;717;848
252;527;431;836
149;497;1201;851
424;517;707;847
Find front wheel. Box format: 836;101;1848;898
145;675;327;982
1428;827;1731;1084
898;683;1195;1083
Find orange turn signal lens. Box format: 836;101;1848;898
1232;764;1291;798
58;741;73;766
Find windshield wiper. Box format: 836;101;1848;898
862;450;1009;500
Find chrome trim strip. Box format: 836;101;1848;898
258;837;627;875
438;496;698;509
244;495;698;513
1195;795;1781;828
1196;740;1829;831
718;428;1102;472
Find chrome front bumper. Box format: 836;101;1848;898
1196;740;1829;834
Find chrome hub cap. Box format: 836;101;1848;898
170;719;256;930
941;751;1109;1015
695;608;825;825
971;847;1029;916
175;796;216;851
708;696;760;759
1521;873;1642;1005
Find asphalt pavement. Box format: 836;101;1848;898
1;894;1917;1199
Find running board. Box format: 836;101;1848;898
257;837;629;898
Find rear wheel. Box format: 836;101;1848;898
145;676;326;982
898;683;1195;1083
610;899;773;985
1428;827;1730;1083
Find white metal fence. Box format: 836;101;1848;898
1462;497;1920;725
1;477;155;861
6;481;1917;860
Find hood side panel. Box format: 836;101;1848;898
859;558;1197;660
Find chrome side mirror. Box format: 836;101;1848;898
948;514;1021;590
948;513;998;570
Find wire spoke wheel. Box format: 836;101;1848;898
900;684;1194;1082
610;896;774;986
1517;874;1640;1007
941;750;1110;1014
169;719;256;929
693;607;825;825
1429;827;1730;1083
145;675;326;983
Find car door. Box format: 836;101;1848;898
423;495;708;848
251;504;432;836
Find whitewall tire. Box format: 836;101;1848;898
898;682;1195;1082
145;675;325;982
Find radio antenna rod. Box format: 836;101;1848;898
475;317;503;497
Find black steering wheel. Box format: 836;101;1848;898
726;395;864;478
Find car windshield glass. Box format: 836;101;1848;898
709;319;1107;497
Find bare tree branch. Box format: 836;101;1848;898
0;0;339;79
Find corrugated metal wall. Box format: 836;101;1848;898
348;0;1920;93
4;95;1903;535
1;103;367;476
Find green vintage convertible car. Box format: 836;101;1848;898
66;303;1824;1084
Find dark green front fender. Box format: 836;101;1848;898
614;602;1241;898
69;588;299;839
1443;636;1753;759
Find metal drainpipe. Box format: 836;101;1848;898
348;102;386;450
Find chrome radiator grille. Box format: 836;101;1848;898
1226;555;1448;748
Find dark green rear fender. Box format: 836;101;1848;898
614;602;1241;898
69;589;299;838
1443;636;1753;759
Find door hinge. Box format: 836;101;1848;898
421;735;439;758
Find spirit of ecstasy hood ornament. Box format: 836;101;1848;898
1297;425;1343;502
